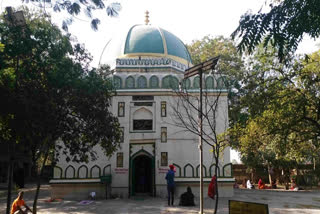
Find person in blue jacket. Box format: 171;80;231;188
165;164;175;206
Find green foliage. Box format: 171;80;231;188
0;43;4;52
186;35;245;127
22;0;122;31
0;8;121;164
232;0;320;62
187;35;243;75
228;47;320;171
0;7;121;214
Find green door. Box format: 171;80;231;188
130;153;155;196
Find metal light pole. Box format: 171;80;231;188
184;57;219;214
199;68;204;213
4;7;26;214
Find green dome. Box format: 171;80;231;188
124;25;192;64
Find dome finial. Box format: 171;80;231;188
145;10;149;25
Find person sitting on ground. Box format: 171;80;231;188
271;180;277;189
247;179;254;189
233;179;239;189
290;178;300;191
242;179;247;188
179;186;195;206
258;179;266;189
89;192;96;200
11;191;33;214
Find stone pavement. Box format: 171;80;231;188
1;184;320;213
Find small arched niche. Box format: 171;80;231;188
149;75;159;88
137;75;147;89
132;107;153;131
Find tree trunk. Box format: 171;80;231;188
6;142;14;214
32;149;49;214
268;165;272;185
283;169;290;190
213;150;219;214
213;165;219;214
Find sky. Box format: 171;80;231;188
1;0;319;67
2;0;320;163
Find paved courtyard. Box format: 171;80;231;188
1;184;320;213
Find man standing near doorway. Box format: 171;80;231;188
165;164;175;206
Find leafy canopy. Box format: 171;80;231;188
0;8;121;163
21;0;122;31
187;35;245;127
232;0;320;62
228;46;320;170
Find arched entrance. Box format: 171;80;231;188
130;152;155;196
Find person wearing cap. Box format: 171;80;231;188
165;164;175;206
11;191;33;214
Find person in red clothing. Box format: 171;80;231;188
208;174;217;199
11;191;33;214
258;178;265;189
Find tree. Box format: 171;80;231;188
21;0;122;31
187;36;243;75
187;35;245;127
172;76;228;214
0;8;121;214
227;44;290;180
228;46;320;184
182;36;244;213
232;0;320;62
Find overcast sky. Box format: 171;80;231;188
2;0;319;67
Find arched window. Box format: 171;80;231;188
182;78;191;89
171;76;179;90
196;164;207;177
137;76;147;88
183;163;195;177
149;75;159;88
125;76;135;89
113;75;122;89
162;75;179;89
223;163;233;177
103;164;111;176
162;75;171;89
209;164;221;177
53;166;63;179
65;165;75;178
173;163;182;177
193;76;200;89
217;76;227;89
77;165;88;178
205;76;214;89
90;165;101;178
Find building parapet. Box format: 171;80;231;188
116;58;188;73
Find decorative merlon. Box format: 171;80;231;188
116;58;188;72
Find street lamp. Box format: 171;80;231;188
4;7;27;214
5;7;26;27
184;56;219;214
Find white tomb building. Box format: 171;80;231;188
50;17;234;200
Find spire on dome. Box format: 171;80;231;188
145;10;149;25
